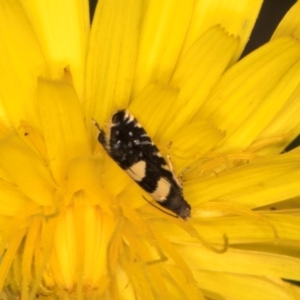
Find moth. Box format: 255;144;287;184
94;109;191;220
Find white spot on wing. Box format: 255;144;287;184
126;160;146;182
150;178;171;202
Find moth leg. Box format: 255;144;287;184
166;154;174;172
92;119;106;145
179;167;190;184
92;119;112;133
92;118;101;131
166;154;183;188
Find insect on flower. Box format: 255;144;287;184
93;110;191;220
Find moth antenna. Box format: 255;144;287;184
142;195;178;218
179;166;191;184
92;118;102;132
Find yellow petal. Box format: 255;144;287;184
168;26;239;133
185;152;300;208
177;243;300;280
85;0;142;127
199;37;300;151
20;0;89;98
0;135;55;206
128;83;180;139
0;97;12;140
134;0;263;95
194;271;297;300
0;229;27;292
181;0;263;64
272;2;300;40
21;216;42;299
100;159;133;199
133;0;195;94
257;73;300;155
151;214;300;246
0;121;11;140
0;1;47;128
37;79;90;185
64;156;113;215
0;182;28;216
30;217;57;298
218;214;300;244
169;120;225;172
51;201;115;293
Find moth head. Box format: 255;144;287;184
161;193;191;220
175;200;191;220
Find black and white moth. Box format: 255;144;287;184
94;109;191;220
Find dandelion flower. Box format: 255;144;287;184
0;0;300;299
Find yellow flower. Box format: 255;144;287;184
0;0;300;299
